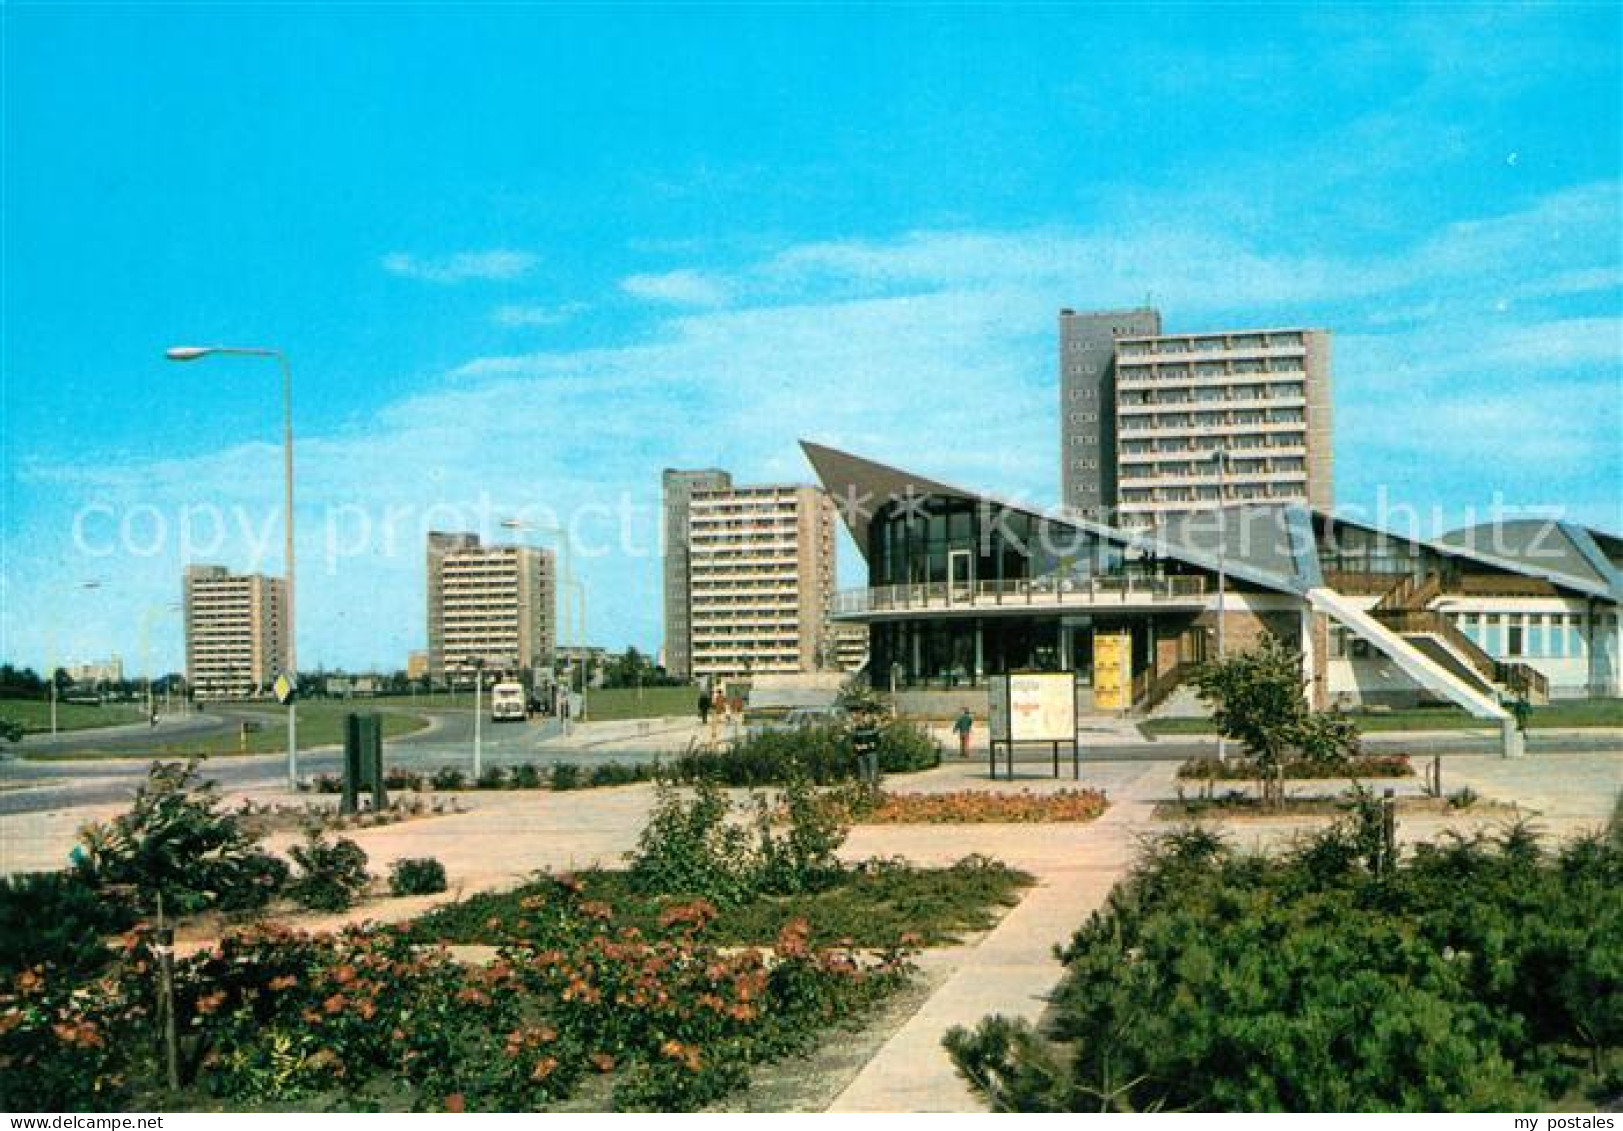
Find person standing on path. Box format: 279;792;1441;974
952;707;974;758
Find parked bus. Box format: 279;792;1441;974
490;680;527;722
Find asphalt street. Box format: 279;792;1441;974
1;706;1618;818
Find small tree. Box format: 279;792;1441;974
76;757;286;915
1190;635;1359;806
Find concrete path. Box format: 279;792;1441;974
829;760;1166;1112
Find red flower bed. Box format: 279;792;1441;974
845;788;1109;824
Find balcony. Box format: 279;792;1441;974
833;574;1210;618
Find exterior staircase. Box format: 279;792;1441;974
1370;573;1550;705
1306;586;1524;758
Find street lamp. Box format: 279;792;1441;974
166;345;299;789
1212;448;1229;765
466;657;487;779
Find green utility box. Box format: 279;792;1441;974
341;712;387;815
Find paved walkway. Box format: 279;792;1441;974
829;760;1165;1111
2;743;1614;1109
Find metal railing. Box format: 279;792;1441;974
832;574;1208;616
1374;607;1550;704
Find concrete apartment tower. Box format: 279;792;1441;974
182;564;291;698
686;481;837;680
1059;307;1164;519
425;531;555;685
1061;308;1333;528
661;468;733;680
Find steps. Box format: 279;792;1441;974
1307;586;1523;757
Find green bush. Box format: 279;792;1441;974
945;818;1623;1111
384;767;425;791
475;765;508;790
1177;753;1412;781
429;766;467;791
626;775;851;905
388;857;449;897
549;762;583;790
588;762;653;788
75;758;286;915
669;719;940;786
286;831;371;911
627;778;756;903
509;763;543;789
0;871;138;978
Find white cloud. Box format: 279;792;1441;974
382;249;537;283
491;301;588;327
620;268;730;307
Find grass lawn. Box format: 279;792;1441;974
0;698;148;734
1141;697;1623;735
581;684;699;721
403;857;1033;949
21;699;430;759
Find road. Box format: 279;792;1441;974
1;704;1617;819
0;709;690;815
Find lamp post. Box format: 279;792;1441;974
1213;448;1229;765
166;345;299;789
137;602;183;720
468;657;486;779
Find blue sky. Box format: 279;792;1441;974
3;4;1620;675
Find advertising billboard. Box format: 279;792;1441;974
1006;671;1077;743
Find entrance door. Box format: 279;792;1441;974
948;549;974;605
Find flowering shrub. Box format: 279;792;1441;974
1;885;916;1111
825;787;1109;825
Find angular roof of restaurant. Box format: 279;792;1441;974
799;440;1621;604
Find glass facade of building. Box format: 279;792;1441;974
863;495;1198;688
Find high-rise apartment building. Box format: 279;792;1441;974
1060;308;1333;528
1060;307;1164;519
425;532;555;683
687;482;836;680
183;564;290;699
662;468;733;680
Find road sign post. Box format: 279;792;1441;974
273;671;299;791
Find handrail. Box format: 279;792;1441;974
1137;661;1188;713
1373;606;1549;703
832;573;1210;615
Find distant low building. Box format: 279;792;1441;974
66;657;123;685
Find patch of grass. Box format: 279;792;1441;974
0;699;147;734
1142;698;1623;736
23;700;430;760
578;685;699;721
402;856;1032;949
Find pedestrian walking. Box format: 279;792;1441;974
952;707;974;758
698;691;711;724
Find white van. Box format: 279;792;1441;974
490;681;527;722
